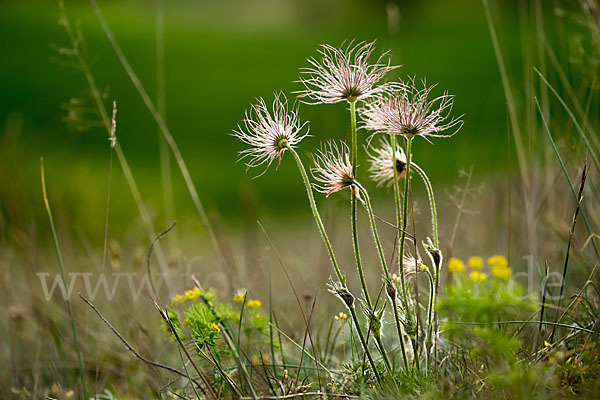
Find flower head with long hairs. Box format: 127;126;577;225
362;78;463;141
234;94;309;174
366;137;407;187
311;141;360;199
298;41;399;104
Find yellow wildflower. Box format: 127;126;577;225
335;312;347;321
184;287;202;301
469;270;487;284
233;291;246;303
468;256;483;270
184;318;190;325
247;299;262;310
488;255;508;269
491;265;511;281
171;294;184;304
448;257;465;274
392;273;401;284
210;322;221;333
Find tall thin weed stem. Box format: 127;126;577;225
349;101;372;307
88;0;230;275
41;159;87;400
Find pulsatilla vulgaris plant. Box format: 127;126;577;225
234;40;463;387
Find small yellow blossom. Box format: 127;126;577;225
210;322;221;333
491;265;511;281
392;273;401;284
335;312;347;321
171;294;184;304
469;270;487;284
184;287;202;301
448;258;465;274
233;292;246;303
247;299;262;310
184;318;190;325
468;256;483;270
65;390;74;399
488;255;508;269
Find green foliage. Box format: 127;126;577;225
439;277;537;363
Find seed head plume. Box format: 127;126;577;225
366;137;407;187
362;77;463;141
311;140;361;200
298;40;400;104
233;93;309;176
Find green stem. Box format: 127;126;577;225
356;182;410;370
412;162;440;369
411;164;439;248
391;134;410;308
398;136;421;371
398;136;413;293
423;269;435;371
41;160;88;400
349;101;372;307
287;146;384;381
348;306;382;384
287;146;344;284
374;334;392;373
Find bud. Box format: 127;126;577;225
327;278;355;308
423;237;442;269
385;277;397;301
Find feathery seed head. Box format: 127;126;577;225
362;77;463;141
234;93;309;174
366;137;407;187
311;141;360;199
298;40;400;104
403;256;426;275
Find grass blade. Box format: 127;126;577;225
536;97;599;258
41;158;87;400
535;68;600;173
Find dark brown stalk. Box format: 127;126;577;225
549;164;587;343
78;294;203;389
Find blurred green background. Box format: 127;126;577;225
0;0;562;241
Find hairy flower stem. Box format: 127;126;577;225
287;146;344;284
349;101;372;308
394;135;421;370
412;163;439;369
357;183;410;370
423;269;435;371
391;134;411;310
374;335;392;373
411;164;439;248
348;306;382;384
287;146;382;381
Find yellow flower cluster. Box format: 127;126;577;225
334;312;348;321
489;255;511;281
448;258;465;274
171;287;213;304
469;270;487;284
210;322;221;333
468;256;483;270
233;291;246;303
447;254;511;284
247;299;262;310
391;273;402;284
